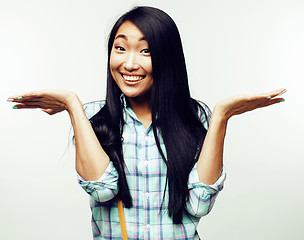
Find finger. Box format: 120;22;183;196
42;109;50;115
14;104;65;114
7;94;23;100
14;104;65;111
10;98;63;110
7;96;26;102
12;100;52;108
274;89;287;97
8;92;34;100
13;104;45;109
258;97;285;108
42;108;63;115
7;96;45;103
8;90;50;102
266;88;287;99
232;97;285;116
11;100;47;106
42;109;56;115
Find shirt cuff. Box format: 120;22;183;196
77;161;118;186
188;163;226;195
77;161;119;202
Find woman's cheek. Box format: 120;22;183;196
142;57;152;73
109;54;118;68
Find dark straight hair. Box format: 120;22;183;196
90;6;208;224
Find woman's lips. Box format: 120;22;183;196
121;74;145;85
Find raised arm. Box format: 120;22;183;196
196;88;286;184
8;90;110;181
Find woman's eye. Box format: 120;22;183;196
115;46;125;51
141;49;150;54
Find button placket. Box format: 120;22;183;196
142;133;152;237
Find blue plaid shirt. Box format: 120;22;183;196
78;96;226;239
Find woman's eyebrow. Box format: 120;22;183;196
115;34;146;41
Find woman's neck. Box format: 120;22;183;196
127;95;152;129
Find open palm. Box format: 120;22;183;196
214;88;286;120
8;90;78;115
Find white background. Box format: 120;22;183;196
0;0;303;239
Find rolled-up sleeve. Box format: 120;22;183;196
185;163;226;217
78;161;119;202
77;100;119;202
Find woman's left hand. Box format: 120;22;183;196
213;88;286;121
196;88;286;184
7;89;79;115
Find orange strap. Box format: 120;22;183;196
118;199;128;240
118;198;201;240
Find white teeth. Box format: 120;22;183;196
122;74;143;81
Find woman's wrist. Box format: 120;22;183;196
212;105;230;125
65;92;83;114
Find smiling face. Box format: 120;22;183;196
110;21;153;103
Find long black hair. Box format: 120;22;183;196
90;6;208;224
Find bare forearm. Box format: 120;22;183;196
196;109;227;185
196;88;286;184
67;95;110;181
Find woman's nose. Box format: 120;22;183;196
124;52;140;71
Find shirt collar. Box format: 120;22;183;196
120;94;153;132
120;94;128;108
120;94;138;121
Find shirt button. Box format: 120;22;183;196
144;161;149;166
146;193;150;199
146;224;151;230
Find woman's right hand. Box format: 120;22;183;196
7;90;81;115
8;89;110;181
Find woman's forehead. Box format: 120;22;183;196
114;21;146;42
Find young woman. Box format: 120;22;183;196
8;6;286;240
